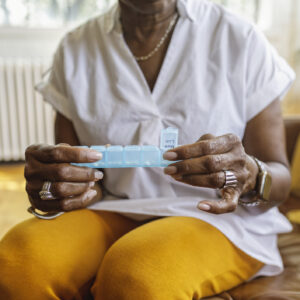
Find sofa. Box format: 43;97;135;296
205;117;300;300
81;118;300;300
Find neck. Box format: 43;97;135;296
119;0;177;37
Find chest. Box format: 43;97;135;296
66;20;247;147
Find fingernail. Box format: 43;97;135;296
88;151;102;161
198;203;211;211
88;182;95;187
173;174;183;180
95;171;103;180
164;166;177;175
163;152;178;160
87;189;97;198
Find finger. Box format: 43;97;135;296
26;181;96;198
172;172;225;189
27;144;102;163
197;134;216;141
197;188;239;214
164;153;232;176
25;162;103;182
163;134;239;161
30;189;97;212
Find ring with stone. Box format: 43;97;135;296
39;181;56;200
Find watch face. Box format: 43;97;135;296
258;171;272;201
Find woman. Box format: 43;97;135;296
0;0;296;299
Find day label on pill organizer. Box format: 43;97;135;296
72;127;179;168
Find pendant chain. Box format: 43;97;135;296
132;13;178;62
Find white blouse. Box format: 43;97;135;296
37;0;296;278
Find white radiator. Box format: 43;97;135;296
0;58;55;161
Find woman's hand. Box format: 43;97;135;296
163;134;259;214
25;144;103;213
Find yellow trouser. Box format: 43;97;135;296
0;209;263;300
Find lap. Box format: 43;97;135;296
0;209;140;300
93;216;263;299
0;211;263;300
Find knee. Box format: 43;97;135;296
0;220;56;299
92;240;160;300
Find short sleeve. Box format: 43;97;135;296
35;39;73;120
245;27;296;121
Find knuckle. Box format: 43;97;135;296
180;162;191;173
24;165;34;180
49;147;62;161
227;133;239;144
204;156;216;172
202;142;212;154
25;149;32;161
53;182;66;197
181;147;191;159
25;144;39;159
235;157;246;168
56;165;69;180
214;155;222;169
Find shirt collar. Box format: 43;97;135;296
103;0;196;34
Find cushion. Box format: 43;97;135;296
291;134;300;197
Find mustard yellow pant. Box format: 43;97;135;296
0;209;263;300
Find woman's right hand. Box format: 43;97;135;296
24;144;103;213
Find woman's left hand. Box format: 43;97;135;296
163;134;259;214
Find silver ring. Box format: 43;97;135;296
223;170;238;189
39;181;56;200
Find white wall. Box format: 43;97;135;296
0;27;65;60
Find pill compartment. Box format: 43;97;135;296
107;146;124;165
91;146;107;167
141;146;160;166
124;146;141;166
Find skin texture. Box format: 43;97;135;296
24;0;291;214
120;0;177;90
164;100;291;214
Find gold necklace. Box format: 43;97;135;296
133;13;178;62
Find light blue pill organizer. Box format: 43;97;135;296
73;127;178;168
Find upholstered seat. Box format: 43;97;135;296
204;117;300;300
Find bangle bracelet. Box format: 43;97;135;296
238;199;262;207
27;206;64;220
238;196;269;207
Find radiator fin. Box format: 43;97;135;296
0;58;55;161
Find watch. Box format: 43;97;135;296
252;156;272;202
